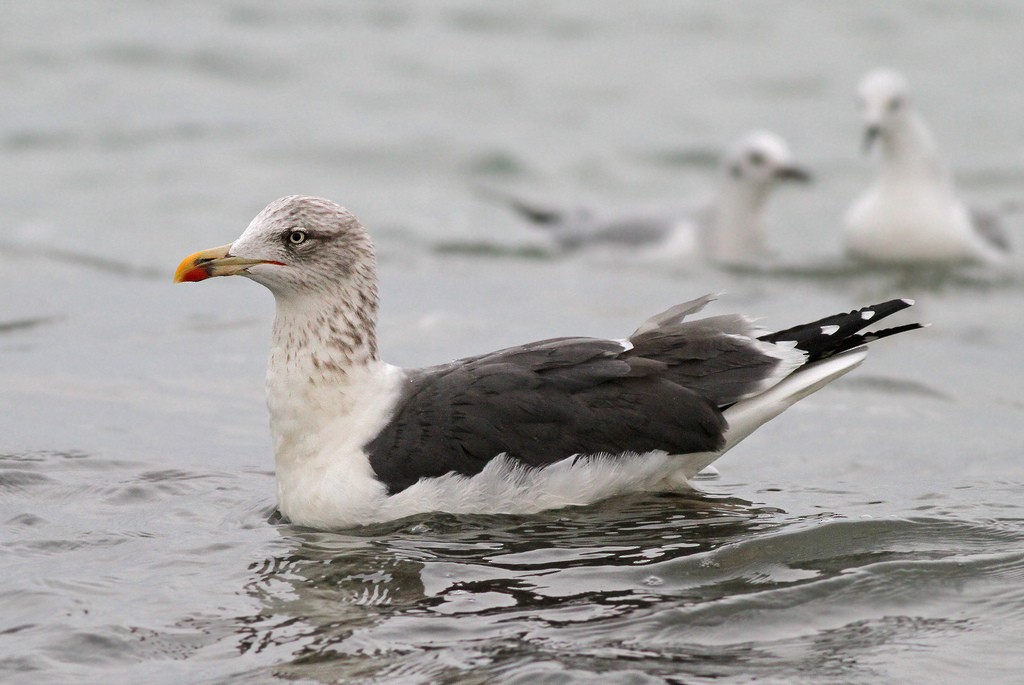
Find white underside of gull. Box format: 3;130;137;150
268;340;860;530
268;359;403;530
845;181;1001;264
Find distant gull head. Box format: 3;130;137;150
844;68;1010;265
711;130;810;264
856;68;914;154
723;130;810;187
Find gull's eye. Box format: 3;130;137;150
888;96;903;112
748;150;766;166
287;230;307;246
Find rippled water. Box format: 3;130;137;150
5;450;1023;683
3;2;1024;683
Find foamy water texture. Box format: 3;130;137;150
3;2;1024;683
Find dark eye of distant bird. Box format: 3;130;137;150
748;150;766;166
287;229;307;246
888;96;903;112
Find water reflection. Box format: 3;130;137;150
235;492;1024;682
239;493;777;676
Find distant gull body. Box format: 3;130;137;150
844;68;1010;265
497;131;810;266
176;196;920;530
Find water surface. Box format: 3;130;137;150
2;2;1024;683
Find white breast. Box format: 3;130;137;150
845;180;984;263
266;359;404;529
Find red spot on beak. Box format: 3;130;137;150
178;266;211;282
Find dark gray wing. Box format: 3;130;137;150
504;195;567;226
488;188;687;249
366;295;921;495
366;311;784;494
583;214;680;247
969;206;1011;253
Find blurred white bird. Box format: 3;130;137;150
844;68;1010;265
494;131;810;266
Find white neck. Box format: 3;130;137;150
264;286;402;527
879;111;951;188
707;176;770;264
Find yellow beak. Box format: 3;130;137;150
173;244;281;283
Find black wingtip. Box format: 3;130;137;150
478;187;564;226
508;199;563;226
760;299;923;362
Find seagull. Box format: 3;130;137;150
495;131;811;265
844;68;1011;265
175;195;920;530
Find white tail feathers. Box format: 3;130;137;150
672;347;869;478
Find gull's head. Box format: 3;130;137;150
725;131;811;187
857;68;911;152
174;196;377;299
